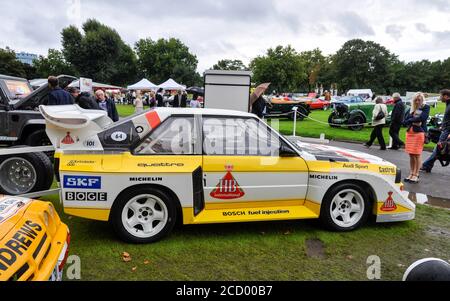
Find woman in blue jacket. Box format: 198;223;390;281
403;92;430;184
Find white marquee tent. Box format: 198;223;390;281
127;78;158;90
158;78;186;91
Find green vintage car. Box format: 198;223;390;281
328;96;394;131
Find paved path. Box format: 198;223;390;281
329;141;450;201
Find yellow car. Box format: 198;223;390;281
40;105;415;244
0;196;70;281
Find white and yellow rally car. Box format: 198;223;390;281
40;105;415;243
0;195;70;281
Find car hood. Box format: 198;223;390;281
291;140;394;166
0;196;33;240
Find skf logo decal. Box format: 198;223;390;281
381;192;397;212
63;176;101;189
61;132;79;145
210;165;245;200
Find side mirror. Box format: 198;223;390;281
280;143;298;157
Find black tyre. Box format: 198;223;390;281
0;150;54;195
348;115;365;131
25;129;51;147
328;112;339;128
320;183;371;231
110;187;177;243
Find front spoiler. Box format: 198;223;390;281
376;211;415;223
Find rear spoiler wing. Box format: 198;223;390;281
39;105;113;151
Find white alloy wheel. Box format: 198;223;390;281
121;194;168;239
329;189;365;228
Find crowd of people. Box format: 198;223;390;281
364;89;450;184
45;76;204;122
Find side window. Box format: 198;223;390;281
203;117;281;156
135;117;196;155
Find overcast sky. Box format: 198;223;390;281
1;0;450;74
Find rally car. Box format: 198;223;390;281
40;105;415;244
0;195;70;281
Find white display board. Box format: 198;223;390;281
204;70;252;112
80;78;93;93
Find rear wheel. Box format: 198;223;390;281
0;151;54;195
110;187;177;243
25;129;51;147
320;183;370;231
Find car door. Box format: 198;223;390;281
202;116;309;207
0;84;8;139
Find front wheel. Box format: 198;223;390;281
320;183;370;231
110;187;177;243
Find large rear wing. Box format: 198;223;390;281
39;105;113;151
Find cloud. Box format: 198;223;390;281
334;12;375;37
415;23;431;34
386;25;405;40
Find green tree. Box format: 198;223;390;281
250;45;306;93
135;38;199;87
34;49;77;77
212;59;247;71
0;47;37;78
299;48;326;92
333;39;398;94
61;19;138;86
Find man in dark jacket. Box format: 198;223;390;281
95;90;119;122
173;90;187;108
422;89;450;172
47;76;74;105
388;93;406;150
68;87;101;110
156;88;164;107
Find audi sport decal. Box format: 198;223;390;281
381;192;397;212
210;165;245;200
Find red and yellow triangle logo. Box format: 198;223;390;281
381;191;397;212
210;165;245;200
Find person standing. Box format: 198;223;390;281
47;76;74;105
404;92;430;183
388;93;406;150
95;90;119;122
173;90;187;108
148;91;157;108
67;87;100;110
133;92;144;114
190;95;202;108
421;89;450;173
364;97;388;150
156;88;164;107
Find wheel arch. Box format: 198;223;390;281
348;110;367;123
321;179;376;216
111;184;183;225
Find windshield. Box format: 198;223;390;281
2;80;33;101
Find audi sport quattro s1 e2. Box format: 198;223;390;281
0;195;70;281
40;105;415;244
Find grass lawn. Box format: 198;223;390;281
42;191;449;281
116;103;446;150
